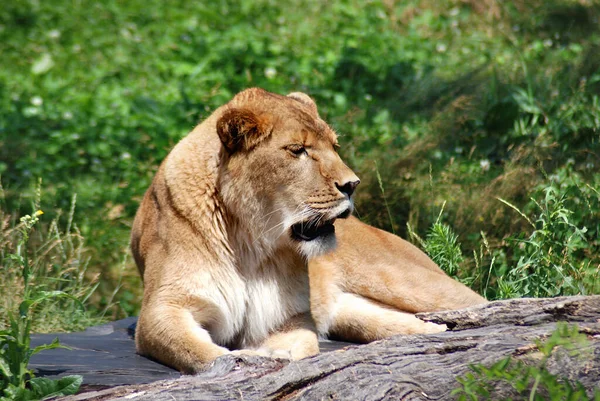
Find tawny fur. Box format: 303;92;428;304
309;217;487;342
131;88;357;373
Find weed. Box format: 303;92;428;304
0;191;83;399
1;186;106;333
408;202;465;278
410;175;598;300
496;186;596;298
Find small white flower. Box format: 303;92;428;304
23;107;40;117
436;43;447;53
120;28;131;39
543;39;553;47
455;146;463;154
30;96;43;106
364;94;372;101
120;152;131;160
480;159;490;171
264;67;277;79
433;150;443;160
449;7;460;16
47;29;61;39
62;111;73;120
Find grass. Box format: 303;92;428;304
0;0;598;319
0;186;85;400
0;182;107;333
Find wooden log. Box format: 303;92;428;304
59;296;600;401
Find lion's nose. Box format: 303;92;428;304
336;179;360;197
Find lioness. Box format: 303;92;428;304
131;88;359;373
131;88;486;373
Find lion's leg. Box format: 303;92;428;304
342;260;487;314
251;313;319;360
310;259;446;343
136;301;230;374
325;292;446;343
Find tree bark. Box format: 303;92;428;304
61;295;600;401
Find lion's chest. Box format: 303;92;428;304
238;271;310;347
209;255;311;349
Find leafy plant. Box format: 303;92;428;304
408;202;465;278
0;188;83;400
453;323;600;401
1;185;107;333
495;186;596;298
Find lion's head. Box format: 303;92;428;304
216;88;359;258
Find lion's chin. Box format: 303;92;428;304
291;219;335;242
289;207;352;258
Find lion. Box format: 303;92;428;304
131;87;486;374
131;88;359;373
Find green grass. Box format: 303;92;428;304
1;0;599;319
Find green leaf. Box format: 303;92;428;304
0;357;12;380
32;291;85;310
29;375;82;399
18;300;33;317
5;254;25;265
1;383;35;401
31;337;67;356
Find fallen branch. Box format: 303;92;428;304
53;295;600;400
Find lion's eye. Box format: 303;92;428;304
287;145;307;157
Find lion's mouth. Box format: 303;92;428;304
290;208;351;242
291;219;335;241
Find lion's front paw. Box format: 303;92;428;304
231;347;293;360
422;321;447;334
255;346;293;360
230;349;262;357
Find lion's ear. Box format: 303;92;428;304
216;108;269;153
287;92;318;117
